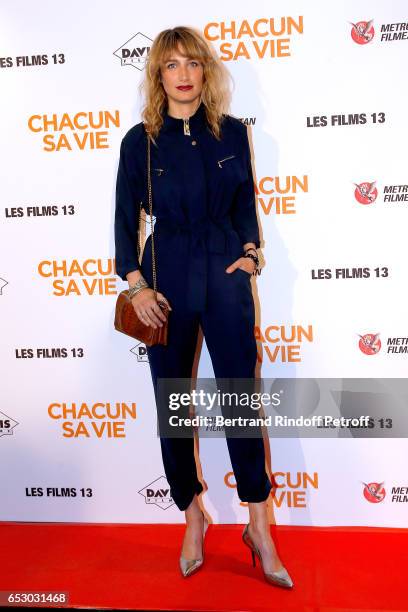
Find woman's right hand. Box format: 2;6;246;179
131;288;172;329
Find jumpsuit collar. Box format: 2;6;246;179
161;101;208;134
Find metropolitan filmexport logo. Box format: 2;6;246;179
362;481;385;503
350;20;375;45
358;333;381;355
354;181;378;205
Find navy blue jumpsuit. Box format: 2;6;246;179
114;101;272;510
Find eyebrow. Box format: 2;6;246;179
165;57;195;62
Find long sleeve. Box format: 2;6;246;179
230;126;261;249
114;137;143;281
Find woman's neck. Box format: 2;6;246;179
166;98;201;119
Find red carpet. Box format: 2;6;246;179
0;521;406;611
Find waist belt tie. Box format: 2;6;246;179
154;216;234;312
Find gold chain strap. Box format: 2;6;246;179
147;135;157;298
136;131;158;299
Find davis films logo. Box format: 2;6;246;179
0;412;19;437
130;341;149;362
138;476;174;509
113;32;153;70
0;277;8;294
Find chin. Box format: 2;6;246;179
174;92;196;100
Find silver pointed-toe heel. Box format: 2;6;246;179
179;509;209;578
242;523;294;589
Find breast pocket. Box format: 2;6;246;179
149;166;172;212
151;167;166;177
216;153;247;183
151;166;168;186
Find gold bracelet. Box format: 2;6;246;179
128;278;149;299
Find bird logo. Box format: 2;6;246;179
350;20;375;45
362;481;386;503
353;181;378;205
358;333;381;355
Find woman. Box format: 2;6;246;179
114;26;293;589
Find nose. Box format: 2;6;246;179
179;65;188;80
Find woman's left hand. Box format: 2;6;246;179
225;256;256;275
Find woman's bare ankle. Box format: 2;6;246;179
184;495;203;526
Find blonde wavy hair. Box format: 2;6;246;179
139;26;233;143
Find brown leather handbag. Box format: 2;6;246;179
114;130;170;346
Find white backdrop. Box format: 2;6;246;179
1;0;407;526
